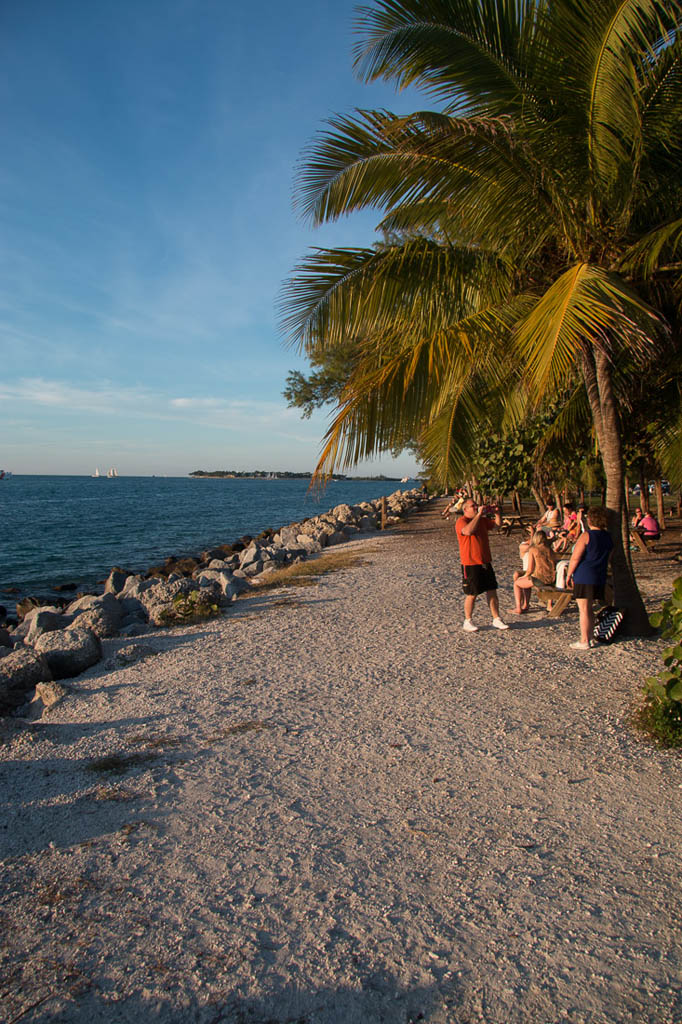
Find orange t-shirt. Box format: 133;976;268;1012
455;515;494;565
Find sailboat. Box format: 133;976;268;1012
107;467;118;478
92;467;101;478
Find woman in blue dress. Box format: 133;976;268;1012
566;506;613;650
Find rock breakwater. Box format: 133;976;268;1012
0;489;426;715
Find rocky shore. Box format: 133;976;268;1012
0;488;426;717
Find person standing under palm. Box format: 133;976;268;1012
455;499;509;633
566;507;614;650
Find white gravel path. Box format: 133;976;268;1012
1;503;681;1024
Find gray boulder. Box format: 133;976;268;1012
332;503;355;523
0;647;53;714
66;592;123;638
225;576;250;600
34;627;102;680
26;609;74;643
275;524;302;547
239;543;262;569
296;535;322;554
326;530;347;546
104;568;130;595
207;558;230;570
358;515;378;532
119;595;147;621
121;575;158;599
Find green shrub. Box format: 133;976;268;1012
158;590;220;626
637;576;682;747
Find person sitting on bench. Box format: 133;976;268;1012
535;500;561;536
637;510;660;541
512;531;555;614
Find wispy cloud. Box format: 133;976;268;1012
0;377;319;443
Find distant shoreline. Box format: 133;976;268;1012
189;471;405;481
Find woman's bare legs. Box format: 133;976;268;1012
513;576;533;613
575;597;594;644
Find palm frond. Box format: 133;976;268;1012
352;0;544;117
514;263;664;401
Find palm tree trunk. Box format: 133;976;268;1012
654;479;665;531
531;486;545;514
582;346;652;636
639;463;649;513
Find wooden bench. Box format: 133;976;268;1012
532;579;614;618
532;582;575;618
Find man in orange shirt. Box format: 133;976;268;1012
455;498;509;632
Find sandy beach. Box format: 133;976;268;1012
1;501;681;1024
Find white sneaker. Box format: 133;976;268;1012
491;618;509;630
462;619;479;632
570;640;595;650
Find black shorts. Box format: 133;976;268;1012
573;582;605;601
461;563;498;596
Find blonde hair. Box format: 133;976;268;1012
531;530;551;549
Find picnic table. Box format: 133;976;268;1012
499;513;530;536
630;530;657;555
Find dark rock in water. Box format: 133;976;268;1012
173;556;200;576
53;582;78;592
16;597;44;621
33;627;102;680
230;541;245;554
240;535;253;546
201;547;228;563
0;648;53;714
1;587;20;595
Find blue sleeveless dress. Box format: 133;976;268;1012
573;529;613;585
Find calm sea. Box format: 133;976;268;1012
0;475;412;600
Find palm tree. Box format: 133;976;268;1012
283;0;682;634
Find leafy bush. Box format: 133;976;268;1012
158;590;220;626
637;576;682;747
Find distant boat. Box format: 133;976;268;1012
0;470;12;480
92;467;101;478
401;476;410;483
107;467;118;478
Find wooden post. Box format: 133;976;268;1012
381;496;386;531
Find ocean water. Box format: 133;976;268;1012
0;475;413;600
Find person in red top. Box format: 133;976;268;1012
455;498;509;632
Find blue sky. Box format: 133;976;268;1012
0;0;425;477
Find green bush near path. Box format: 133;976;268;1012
636;577;682;748
158;590;221;626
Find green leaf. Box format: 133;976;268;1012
667;678;682;702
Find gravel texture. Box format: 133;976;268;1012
1;502;681;1024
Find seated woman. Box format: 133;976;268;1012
535;500;561;536
512;526;534;612
513;531;555;614
631;507;643;529
637;510;660;540
553;503;580;554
